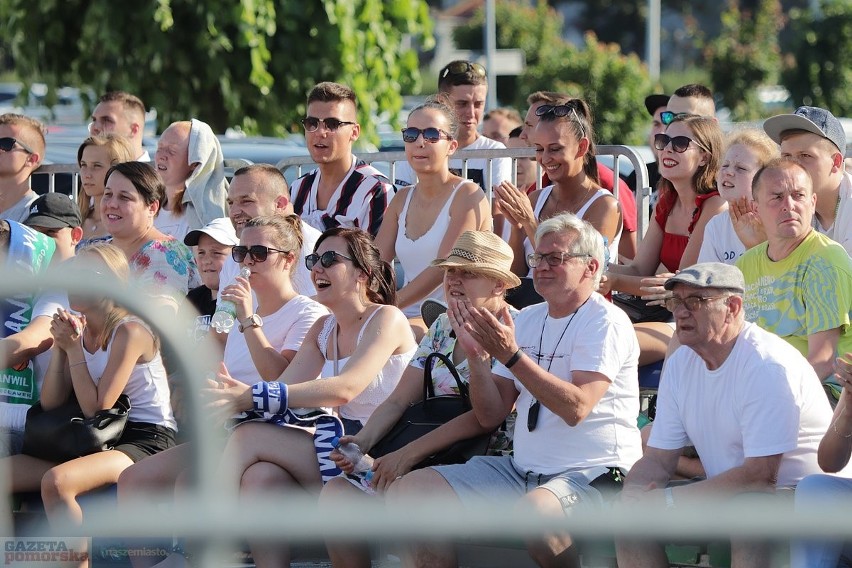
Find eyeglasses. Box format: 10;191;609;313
664;294;730;313
526;251;591;268
305;250;354;270
534;104;586;137
401;127;453;143
232;245;290;263
660;111;690;125
654;133;709;154
0;137;34;154
439;61;486;80
301;116;357;132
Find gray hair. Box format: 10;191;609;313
535;213;606;288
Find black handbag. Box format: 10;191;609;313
370;352;494;469
22;394;131;462
612;293;674;323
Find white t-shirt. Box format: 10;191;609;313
649;321;835;487
814;170;852;256
154;208;191;242
697;212;747;265
217;219;319;303
1;191;38;223
492;293;642;475
223;295;328;385
393;135;511;194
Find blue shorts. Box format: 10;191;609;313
433;456;621;513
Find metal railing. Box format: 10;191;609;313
34;147;652;238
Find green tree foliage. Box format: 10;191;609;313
705;0;783;121
453;1;652;145
0;0;433;138
782;0;852;115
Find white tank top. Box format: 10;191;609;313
317;307;415;424
81;317;177;430
523;185;621;276
394;182;463;318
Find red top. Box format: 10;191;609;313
654;189;720;272
528;164;637;232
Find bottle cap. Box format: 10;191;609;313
331;437;341;448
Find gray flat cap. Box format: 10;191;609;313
664;262;745;293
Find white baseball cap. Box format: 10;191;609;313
184;217;239;246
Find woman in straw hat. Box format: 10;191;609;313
320;230;520;568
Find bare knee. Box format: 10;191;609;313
240;461;294;493
41;467;70;504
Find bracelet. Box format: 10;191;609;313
664;487;675;509
503;349;523;369
69;360;87;368
832;407;852;439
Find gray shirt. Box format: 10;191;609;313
0;190;39;223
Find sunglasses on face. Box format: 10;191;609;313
526;251;591;268
301;116;357;132
0;137;34;154
305;250;354;270
231;245;290;263
401;127;453;144
664;294;730;313
439;61;487;80
660;111;691;126
654;133;709;154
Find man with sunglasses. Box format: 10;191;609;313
736;159;852;394
289;82;393;238
0;113;46;224
617;262;833;568
626;93;669;201
392;61;512;233
663;84;717;124
392;213;641;568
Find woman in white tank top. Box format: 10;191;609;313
3;243;176;530
214;227;417;568
375;95;492;339
494;98;623;277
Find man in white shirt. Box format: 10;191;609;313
290;82;393;238
0;113;45;223
616;262;833;568
89;91;150;161
390;213;641;568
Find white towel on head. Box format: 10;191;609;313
182;118;229;231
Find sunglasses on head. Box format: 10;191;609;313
660;111;691;126
654;133;708;154
440;61;487;80
0;137;34;154
534;104;586;136
305;250;354;270
232;245;290;263
401;127;452;144
301;116;356;132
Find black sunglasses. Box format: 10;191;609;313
0;137;34;154
440;61;486;80
654;133;708;154
232;245;290;263
660;111;690;126
534;104;586;136
305;250;354;270
527;400;541;432
301;116;357;132
401;127;452;144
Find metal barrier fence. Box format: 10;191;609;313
34;145;652;238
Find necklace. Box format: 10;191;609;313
527;298;589;431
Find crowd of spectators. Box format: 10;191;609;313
0;59;851;568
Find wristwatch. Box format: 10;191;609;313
238;314;263;333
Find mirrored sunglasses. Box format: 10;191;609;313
401;127;452;144
440;61;487;80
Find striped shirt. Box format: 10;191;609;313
291;157;394;237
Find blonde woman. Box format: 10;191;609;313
76;134;135;244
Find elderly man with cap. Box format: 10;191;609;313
764;105;851;255
616;262;834;568
389;213;641;568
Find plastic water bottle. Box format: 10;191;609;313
210;266;251;334
332;437;374;478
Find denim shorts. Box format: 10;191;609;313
433;456;620;513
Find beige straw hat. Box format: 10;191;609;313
430;230;521;288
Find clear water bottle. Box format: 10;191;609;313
332;437;374;478
210;266;251;334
